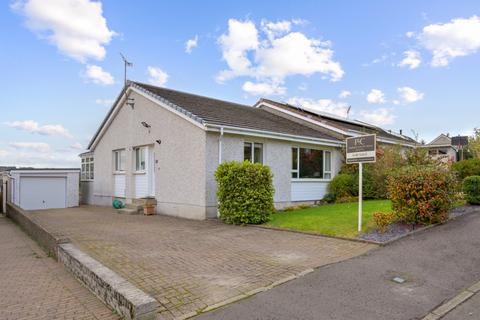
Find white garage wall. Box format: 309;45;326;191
9;170;79;210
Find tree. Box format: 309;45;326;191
468;128;480;158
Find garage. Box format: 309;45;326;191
10;169;80;210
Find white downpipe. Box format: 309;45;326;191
217;127;224;218
358;162;363;232
218;127;224;164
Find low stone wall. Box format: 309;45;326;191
6;202;159;320
6;203;69;258
58;243;159;320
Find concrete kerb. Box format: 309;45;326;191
421;279;480;320
5;203;159;320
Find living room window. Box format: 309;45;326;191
291;147;332;179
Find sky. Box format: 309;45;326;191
1;0;479;167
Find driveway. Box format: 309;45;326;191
196;208;480;320
0;216;117;320
28;206;375;319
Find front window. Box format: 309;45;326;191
113;149;126;172
244;142;263;164
291;147;332;179
81;156;94;181
134;147;146;171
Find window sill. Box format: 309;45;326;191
133;171;146;175
291;178;332;182
113;171;125;175
81;179;94;182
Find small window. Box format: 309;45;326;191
244;142;263;164
324;151;332;179
114;150;126;172
135;147;146;171
292;147;298;178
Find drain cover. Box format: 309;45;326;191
392;276;406;284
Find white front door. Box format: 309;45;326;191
134;146;155;198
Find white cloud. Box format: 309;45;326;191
406;31;415;38
217;19;259;81
418;16;480;67
0;150;9;158
147;66;169;86
185;35;198;53
358;108;395;126
12;0;116;62
5;120;72;138
287;97;350;118
95;98;114;106
0;150;79;168
84;65;114;85
10;142;51;153
398;50;421;69
242;81;286;96
366;89;386;104
397;86;424;103
70;142;84;150
217;18;344;92
338;90;351;99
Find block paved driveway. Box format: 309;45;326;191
0;216;117;320
29;206;375;319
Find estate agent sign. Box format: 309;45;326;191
345;134;377;232
346;134;376;164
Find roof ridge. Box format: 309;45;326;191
131;81;252;109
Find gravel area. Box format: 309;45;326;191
360;205;479;243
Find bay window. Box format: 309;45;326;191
81;156;94;181
291;147;332;179
244;142;263;164
113;149;126;172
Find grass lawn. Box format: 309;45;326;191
266;200;392;238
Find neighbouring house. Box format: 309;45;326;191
9;168;80;210
422;133;462;163
80;81;416;220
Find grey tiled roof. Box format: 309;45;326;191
132;82;340;142
258;98;416;144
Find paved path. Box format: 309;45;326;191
196;208;480;320
0;216;117;320
29;206;375;319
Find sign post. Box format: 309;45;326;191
346;134;376;232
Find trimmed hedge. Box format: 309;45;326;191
215;161;275;224
328;173;357;198
463;176;480;205
452;158;480;180
387;165;457;225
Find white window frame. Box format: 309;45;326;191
243;141;264;164
113;149;126;173
291;147;332;181
81;156;94;181
134;146;147;173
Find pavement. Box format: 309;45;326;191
0;216;117;320
196;208;480;320
28;205;375;319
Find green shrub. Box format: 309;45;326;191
387;165;457;225
372;211;397;233
463;176;480;205
452;159;480;180
215;161;275;224
328;173;357;197
322;192;336;203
